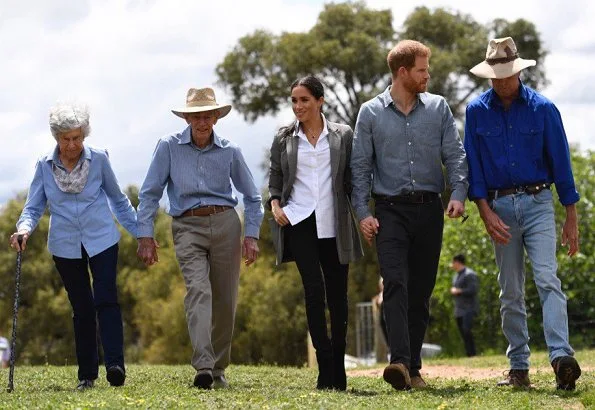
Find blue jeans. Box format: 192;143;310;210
53;244;124;381
491;189;573;369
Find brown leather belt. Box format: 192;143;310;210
177;205;233;217
488;183;550;201
373;191;439;204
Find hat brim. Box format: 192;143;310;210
171;104;232;119
469;58;536;79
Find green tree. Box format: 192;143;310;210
216;2;393;126
400;7;547;119
216;3;547;125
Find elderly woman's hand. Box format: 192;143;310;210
9;230;30;252
137;237;160;266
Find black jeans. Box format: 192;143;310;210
456;312;476;357
375;198;443;374
286;213;348;387
53;244;124;381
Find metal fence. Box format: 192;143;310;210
355;302;375;363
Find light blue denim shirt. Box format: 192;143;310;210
351;87;468;220
17;145;137;258
137;126;264;239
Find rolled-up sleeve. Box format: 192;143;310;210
440;99;468;202
231;146;264;239
16;159;47;233
543;103;579;206
137;139;170;238
351;104;375;220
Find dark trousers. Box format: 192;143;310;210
53;244;124;381
375;198;443;374
456;312;476;357
286;213;348;388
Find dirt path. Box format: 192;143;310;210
348;365;594;380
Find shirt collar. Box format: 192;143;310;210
380;86;426;108
487;80;529;108
293;113;330;139
46;144;91;163
178;126;224;148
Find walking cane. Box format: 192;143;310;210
7;235;23;393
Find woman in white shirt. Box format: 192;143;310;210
268;75;363;390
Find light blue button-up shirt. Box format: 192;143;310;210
17;145;137;258
137;126;264;239
351;87;468;220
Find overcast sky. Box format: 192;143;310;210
1;0;593;206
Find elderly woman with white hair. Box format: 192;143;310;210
9;102;137;390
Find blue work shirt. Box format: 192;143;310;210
464;82;579;206
17;145;138;258
137;126;264;239
351;87;468;220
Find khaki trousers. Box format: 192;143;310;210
172;209;241;376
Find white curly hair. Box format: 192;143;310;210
48;101;91;141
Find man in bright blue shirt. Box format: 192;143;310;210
136;87;264;390
465;37;581;390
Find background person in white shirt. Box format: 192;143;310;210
268;75;363;391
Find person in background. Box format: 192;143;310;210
465;36;581;390
267;75;363;390
10;102;136;390
450;254;479;357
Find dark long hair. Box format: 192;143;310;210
290;75;325;100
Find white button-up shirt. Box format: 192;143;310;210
283;115;336;238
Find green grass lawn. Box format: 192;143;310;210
0;349;593;409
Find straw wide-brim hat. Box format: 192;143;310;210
470;37;536;79
171;87;232;119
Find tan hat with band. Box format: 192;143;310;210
172;87;232;119
470;37;536;79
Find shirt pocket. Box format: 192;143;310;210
519;125;544;164
476;125;505;168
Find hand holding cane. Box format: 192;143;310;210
7;235;23;393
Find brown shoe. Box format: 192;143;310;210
383;363;411;391
552;356;581;391
410;375;427;389
496;369;531;388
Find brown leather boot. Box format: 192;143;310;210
410;375;428;389
552;356;581;391
497;369;531;388
383;363;411;390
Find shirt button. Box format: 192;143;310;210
407;122;410;126
509;144;513;148
408;142;412;145
509;125;513;129
412;179;416;183
512;162;516;166
410;161;414;164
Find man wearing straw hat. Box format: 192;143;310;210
465;37;581;390
136;87;264;389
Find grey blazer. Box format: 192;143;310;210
267;121;364;266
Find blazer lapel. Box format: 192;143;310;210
286;133;298;191
328;124;341;186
